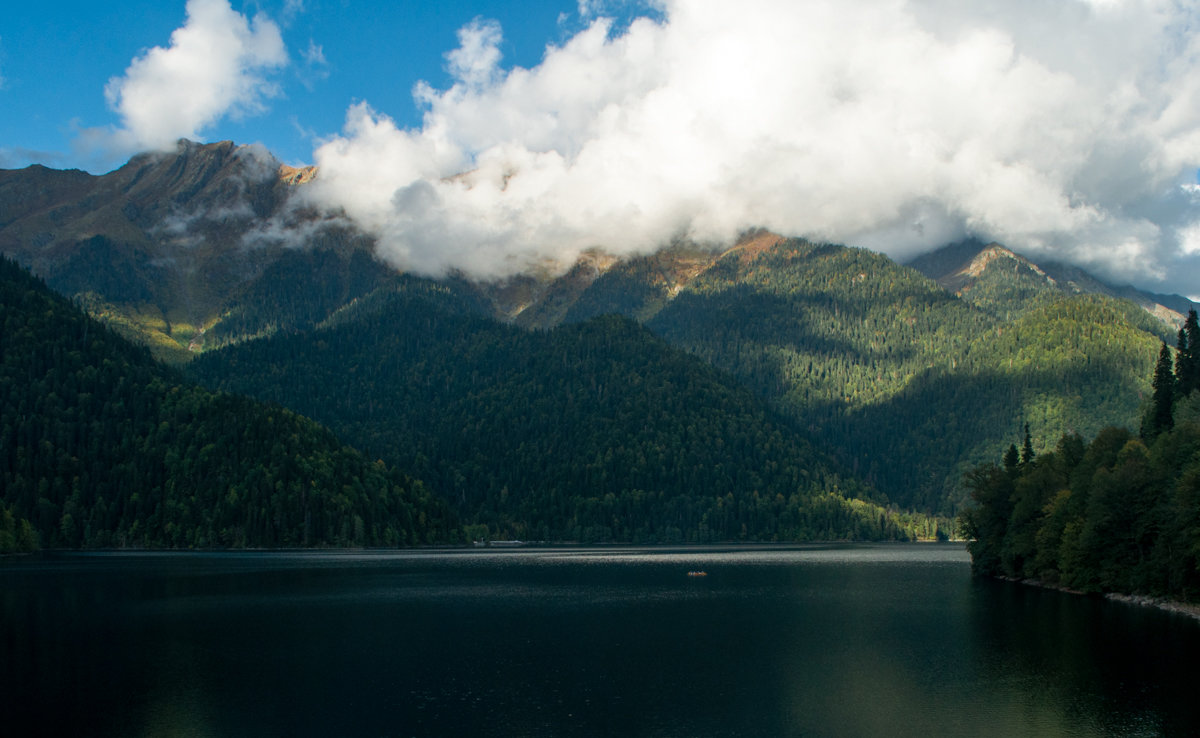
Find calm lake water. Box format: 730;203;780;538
2;544;1198;737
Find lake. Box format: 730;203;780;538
2;544;1198;737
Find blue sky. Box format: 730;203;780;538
2;0;1200;296
1;0;635;170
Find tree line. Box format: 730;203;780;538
960;310;1200;599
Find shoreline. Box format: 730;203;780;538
998;575;1200;622
1103;592;1200;622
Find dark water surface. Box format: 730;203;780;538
3;544;1198;737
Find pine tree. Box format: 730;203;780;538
1021;423;1035;466
1177;310;1200;398
1003;444;1020;471
1145;342;1175;439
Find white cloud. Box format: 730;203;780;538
1179;221;1200;256
303;39;327;68
282;0;306;24
444;19;504;89
306;0;1200;294
101;0;287;153
298;39;329;90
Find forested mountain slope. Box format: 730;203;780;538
908;239;1196;325
188;279;939;543
0;256;454;548
3;147;1188;520
836;295;1165;510
553;238;1166;512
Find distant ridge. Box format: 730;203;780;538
907;239;1197;327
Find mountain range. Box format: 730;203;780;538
2;139;1194;545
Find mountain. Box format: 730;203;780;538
0;255;455;548
497;236;1168;512
0;140;390;361
187;278;937;543
907;239;1197;326
1;144;1186;521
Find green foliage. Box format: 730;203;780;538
1176;310;1200;398
205;245;398;348
1144;343;1176;439
957;464;1013;576
12;217;1173;545
46;236;161;305
961;368;1200;598
605;239;1163;513
20;223;1173;524
0;505;38;553
941;260;1061;321
0;255;455;548
189;280;945;543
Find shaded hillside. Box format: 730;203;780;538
645;239;987;406
831;296;1163;510
188;279;940;543
204;238;399;347
0;140;290;300
0;256;454;548
548;238;1163;512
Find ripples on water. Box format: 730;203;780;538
2;544;1197;737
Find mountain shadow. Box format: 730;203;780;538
188;280;939;543
0;255;455;548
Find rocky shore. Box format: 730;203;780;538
1104;592;1200;622
998;575;1200;622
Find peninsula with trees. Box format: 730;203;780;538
961;310;1200;601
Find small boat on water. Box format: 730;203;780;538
687;570;707;577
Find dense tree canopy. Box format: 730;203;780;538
961;330;1200;599
0;256;455;548
189;279;944;543
6;230;1181;548
585;239;1166;513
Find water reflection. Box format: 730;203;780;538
2;545;1197;737
966;577;1200;736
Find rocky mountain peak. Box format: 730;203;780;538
279;164;318;186
908;239;1195;327
960;244;1047;280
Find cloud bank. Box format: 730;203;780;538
102;0;287;154
305;0;1200;293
